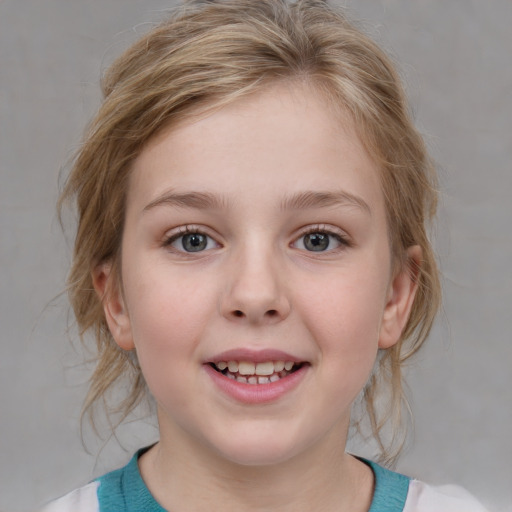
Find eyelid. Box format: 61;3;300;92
301;224;346;237
161;223;351;253
299;223;349;239
162;224;221;252
291;224;352;251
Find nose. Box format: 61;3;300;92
221;245;291;325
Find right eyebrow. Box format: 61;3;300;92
142;191;228;212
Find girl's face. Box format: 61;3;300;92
97;84;418;466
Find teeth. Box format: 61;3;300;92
274;361;285;372
213;359;301;385
215;360;296;376
238;361;256;375
255;361;274;375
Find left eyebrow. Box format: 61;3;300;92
143;190;229;212
280;190;371;215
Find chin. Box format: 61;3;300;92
219;447;297;468
207;428;307;468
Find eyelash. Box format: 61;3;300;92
293;225;351;253
162;225;219;253
162;224;351;254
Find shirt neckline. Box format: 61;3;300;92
100;448;410;512
359;457;411;512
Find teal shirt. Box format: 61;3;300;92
96;448;410;512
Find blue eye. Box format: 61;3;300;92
167;230;218;253
293;231;345;252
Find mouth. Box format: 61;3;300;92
209;360;305;385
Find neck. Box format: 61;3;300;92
139;421;374;512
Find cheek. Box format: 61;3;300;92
296;266;388;371
122;266;217;380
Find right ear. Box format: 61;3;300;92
92;262;135;351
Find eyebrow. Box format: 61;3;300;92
143;189;371;215
143;191;228;212
280;190;371;215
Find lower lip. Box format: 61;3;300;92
204;364;308;404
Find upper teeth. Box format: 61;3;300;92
215;360;294;375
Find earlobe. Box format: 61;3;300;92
378;246;421;349
92;263;135;351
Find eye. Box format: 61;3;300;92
165;228;219;253
303;232;332;251
292;229;348;252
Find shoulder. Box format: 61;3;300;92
360;458;489;512
404;480;489;512
40;460;133;512
39;481;99;512
40;447;156;512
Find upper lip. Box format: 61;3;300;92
206;348;304;364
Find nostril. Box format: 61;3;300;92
233;310;244;318
266;309;278;317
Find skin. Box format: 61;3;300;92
94;83;419;512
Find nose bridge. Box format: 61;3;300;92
222;234;290;324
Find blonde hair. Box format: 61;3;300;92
60;0;440;464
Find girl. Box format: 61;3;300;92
43;1;488;510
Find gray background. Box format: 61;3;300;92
1;1;511;510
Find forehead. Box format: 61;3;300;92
127;83;384;216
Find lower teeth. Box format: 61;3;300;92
226;370;289;384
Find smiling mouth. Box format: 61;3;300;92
210;360;304;385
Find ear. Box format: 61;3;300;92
92;262;135;351
378;246;421;349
